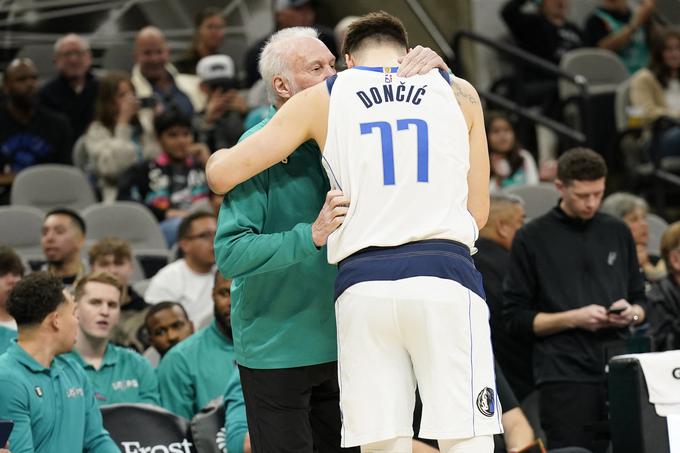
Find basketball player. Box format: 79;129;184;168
207;11;501;453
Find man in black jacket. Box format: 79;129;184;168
503;148;647;453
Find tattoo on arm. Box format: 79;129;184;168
453;83;477;105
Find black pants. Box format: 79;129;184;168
238;362;359;453
539;382;609;453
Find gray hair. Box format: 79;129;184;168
490;192;524;207
54;33;90;54
600;192;648;219
258;26;319;105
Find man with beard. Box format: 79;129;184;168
156;272;238;419
0;58;71;204
63;272;159;406
40;208;87;289
39;34;99;142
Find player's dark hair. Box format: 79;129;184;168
7;271;65;326
557;148;608;186
44;207;86;235
342;11;408;57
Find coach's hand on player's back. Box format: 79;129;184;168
312;190;349;247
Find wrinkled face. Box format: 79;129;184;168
135;34;169;82
77;281;121;340
623;207;649;246
0;272;21;307
283;37;336;98
146;306;193;355
56;290;79;353
212;274;232;335
159;125;193;161
92;254;133;288
557;178;606;220
663;36;680;71
41;214;84;264
199;15;226;50
488;118;516;154
55;37;91;79
181;216;217;267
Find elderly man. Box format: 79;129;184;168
132;26;202;118
213;24;448;452
0;58;71;204
39;33;99;140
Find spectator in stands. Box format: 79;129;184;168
117;110;210;246
503;148;647;453
0;245;23;331
39;33;99;142
89;237;151;352
333;16;359;70
630;27;680;158
601;192;666;282
648;221;680;351
584;0;657;74
487;113;539;190
194;55;247;152
244;0;338;87
63;272;159;406
41;208;87;289
175;7;227;75
145;212;216;325
474;194;534;403
0;58;72;204
0;272;119;452
157;272;236;419
143;301;194;366
132;26;200;118
78;71;160;201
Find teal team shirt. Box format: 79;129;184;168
0;326;16;354
215;107;338;369
63;343;159;406
0;343;119;453
223;371;248;453
157;320;237;419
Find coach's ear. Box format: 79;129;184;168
272;75;294;101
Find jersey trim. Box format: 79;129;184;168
353;66;400;73
335;239;485;300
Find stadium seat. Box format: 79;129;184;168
505;183;560;220
558;48;629;99
608;355;672;453
646;213;668;258
81;202;169;277
10;164;97;212
191;398;226;453
101;403;196;452
0;205;45;260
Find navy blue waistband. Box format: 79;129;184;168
335;239;485;301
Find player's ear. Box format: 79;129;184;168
345;53;355;68
272;75;293;101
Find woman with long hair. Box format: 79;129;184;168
175;7;226;75
79;71;159;200
486;112;539;191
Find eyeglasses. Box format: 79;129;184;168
185;231;216;241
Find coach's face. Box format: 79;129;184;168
283;37;336;99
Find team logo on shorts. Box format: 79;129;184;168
476;387;496;417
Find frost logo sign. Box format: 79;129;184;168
121;439;193;453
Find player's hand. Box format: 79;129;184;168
397;45;449;77
312;190;349;247
570;304;609;332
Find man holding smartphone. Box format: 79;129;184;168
503;148;647;453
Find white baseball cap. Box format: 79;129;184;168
196;54;235;83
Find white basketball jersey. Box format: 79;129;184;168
322;66;478;264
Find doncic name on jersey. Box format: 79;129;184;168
355;80;428;109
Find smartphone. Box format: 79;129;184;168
608;306;626;315
0;420;13;447
138;96;157;109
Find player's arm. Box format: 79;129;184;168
454;77;490;230
206;84;329;195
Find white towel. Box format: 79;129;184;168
618;351;680;416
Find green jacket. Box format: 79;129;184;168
63;343;159;406
0;343;119;453
214;108;338;369
156;320;237;419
